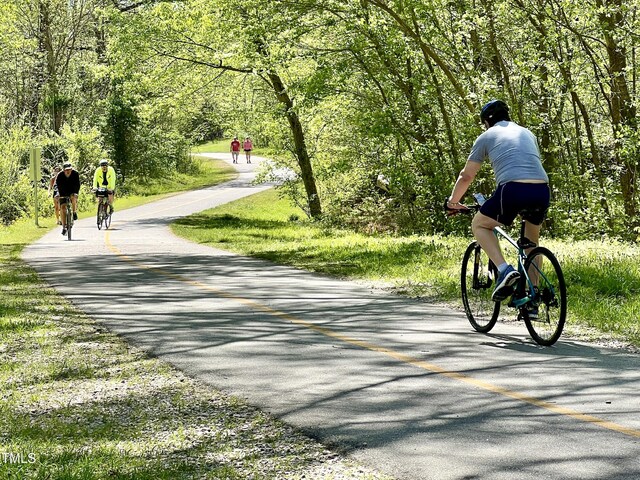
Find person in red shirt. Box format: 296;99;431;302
230;137;240;163
243;137;253;164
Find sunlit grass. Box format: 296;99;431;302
191;138;230;154
173;188;640;348
172;190;473;300
542;239;640;342
124;157;236;196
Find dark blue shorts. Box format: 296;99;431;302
480;182;550;226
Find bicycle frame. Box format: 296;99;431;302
459;193;567;345
59;197;71;221
493;220;557;324
95;188;112;230
493;222;556;311
59;196;73;240
469;192;548;310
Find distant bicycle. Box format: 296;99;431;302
94;188;112;230
458;194;567;346
59;196;73;241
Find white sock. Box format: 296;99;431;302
497;262;509;274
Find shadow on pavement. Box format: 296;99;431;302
22;249;640;480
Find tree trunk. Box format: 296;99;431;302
267;72;322;218
26;0;51;129
597;0;638;221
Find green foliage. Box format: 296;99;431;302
135;124;192;175
0;122;109;225
105;84;138;180
0;127;34;225
183;101;224;143
59;123;107;177
1;0;640;238
125;158;236;196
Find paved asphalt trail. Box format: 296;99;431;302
23;154;640;480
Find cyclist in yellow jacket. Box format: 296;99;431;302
93;159;116;214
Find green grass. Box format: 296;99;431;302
191;138;231;154
124;157;236;197
172;188;640;348
550;240;640;342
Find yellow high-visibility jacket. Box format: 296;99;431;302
93;166;116;191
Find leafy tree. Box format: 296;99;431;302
107;0;325;216
2;0;640;239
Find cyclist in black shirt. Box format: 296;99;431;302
55;162;81;235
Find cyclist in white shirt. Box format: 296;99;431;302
446;100;550;302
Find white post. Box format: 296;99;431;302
29;147;41;227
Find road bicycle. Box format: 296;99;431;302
458;194;567;346
59;196;73;241
95;188;112;230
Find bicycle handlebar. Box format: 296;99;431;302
443;198;473;216
444;193;487;217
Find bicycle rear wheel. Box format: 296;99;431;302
523;247;566;346
461;241;500;333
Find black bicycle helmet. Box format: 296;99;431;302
480;99;510;126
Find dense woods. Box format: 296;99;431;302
2;0;639;240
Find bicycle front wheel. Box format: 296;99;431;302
461;241;500;333
66;210;72;241
97;203;105;230
523;247;567;346
104;208;112;229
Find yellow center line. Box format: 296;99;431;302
104;230;640;440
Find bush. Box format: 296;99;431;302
0;124;110;226
0;127;32;225
59;123;107;180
